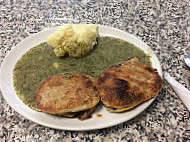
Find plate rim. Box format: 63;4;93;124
0;25;162;131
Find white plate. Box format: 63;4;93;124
0;25;162;131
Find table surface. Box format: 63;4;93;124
0;0;190;141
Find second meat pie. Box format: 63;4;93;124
35;74;100;120
96;57;162;112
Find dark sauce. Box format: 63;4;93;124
96;114;103;118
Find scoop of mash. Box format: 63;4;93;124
47;24;98;57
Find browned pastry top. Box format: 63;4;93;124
35;74;100;114
96;58;162;112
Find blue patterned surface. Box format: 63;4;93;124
0;0;190;141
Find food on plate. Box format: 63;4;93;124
13;37;151;110
9;23;163;122
35;74;100;120
96;57;162;112
47;24;98;57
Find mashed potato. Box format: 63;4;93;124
47;24;98;57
